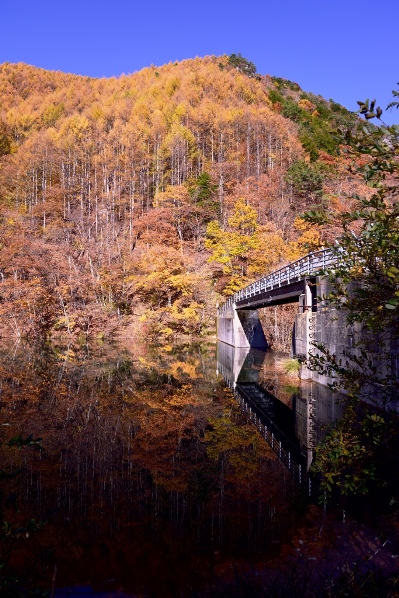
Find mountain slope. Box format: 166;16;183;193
0;56;364;341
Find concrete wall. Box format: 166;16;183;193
295;276;357;385
217;303;267;349
295;306;357;385
295;277;397;405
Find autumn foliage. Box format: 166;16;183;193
0;56;363;340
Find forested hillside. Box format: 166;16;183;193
0;55;365;341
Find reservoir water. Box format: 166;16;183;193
0;340;344;596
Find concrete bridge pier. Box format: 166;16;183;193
217;303;267;349
293;281;315;380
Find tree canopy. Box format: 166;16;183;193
0;57;362;340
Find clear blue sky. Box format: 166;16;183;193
1;0;398;124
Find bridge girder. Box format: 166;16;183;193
235;277;317;311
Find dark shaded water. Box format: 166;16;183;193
0;341;339;597
1;345;310;596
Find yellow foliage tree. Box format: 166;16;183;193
206;199;258;293
206;199;287;295
287;217;323;261
247;223;287;277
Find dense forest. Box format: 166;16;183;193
0;54;366;342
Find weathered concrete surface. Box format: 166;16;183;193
295;277;357;385
217;303;267;349
296;278;398;407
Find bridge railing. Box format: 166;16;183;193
234;388;315;495
217;248;337;314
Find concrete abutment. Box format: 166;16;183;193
217;303;267;349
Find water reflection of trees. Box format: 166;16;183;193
0;341;303;595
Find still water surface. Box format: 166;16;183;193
0;340;341;596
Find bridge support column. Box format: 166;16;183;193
294;282;315;380
217;303;267;349
294;311;314;380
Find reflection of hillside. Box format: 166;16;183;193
0;341;303;596
258;350;300;406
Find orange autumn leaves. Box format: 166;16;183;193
0;57;348;339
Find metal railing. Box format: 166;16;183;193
234;388;314;495
217;248;337;314
217;362;319;496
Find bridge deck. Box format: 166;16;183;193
235;278;311;310
218;248;336;313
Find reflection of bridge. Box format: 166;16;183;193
217;251;398;489
236;383;309;489
216;342;345;495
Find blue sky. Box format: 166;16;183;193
2;0;398;124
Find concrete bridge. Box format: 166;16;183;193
217;249;342;384
216;252;398;487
